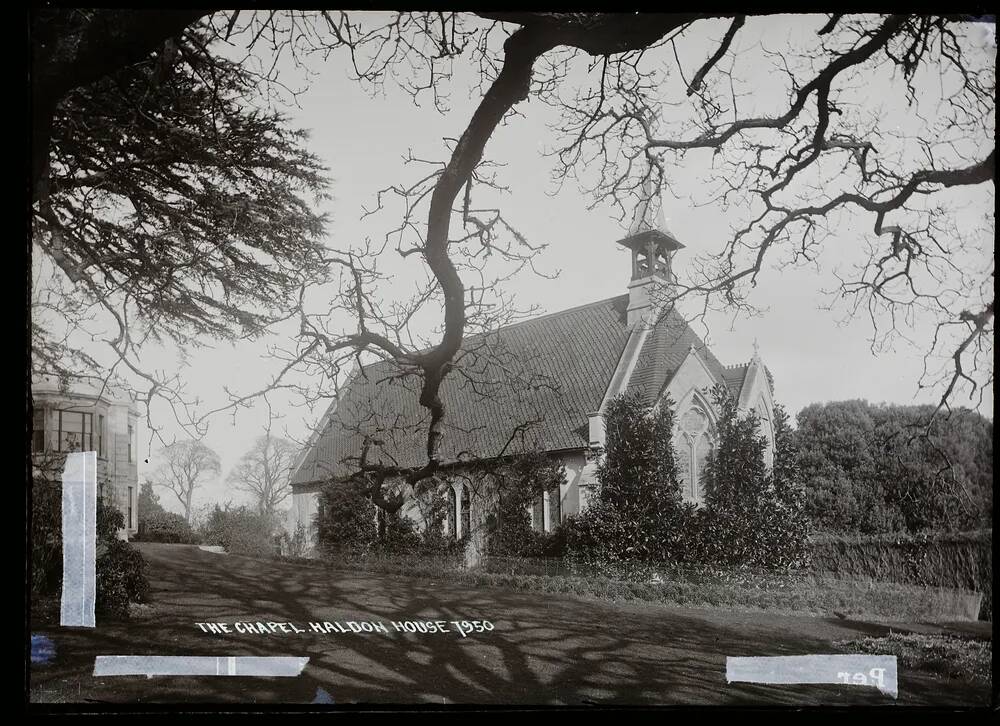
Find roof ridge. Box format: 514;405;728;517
471;293;627;336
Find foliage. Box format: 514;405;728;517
567;392;687;565
30;478;64;598
482;452;567;557
699;386;811;569
199;504;281;557
809;529;992;621
281;522;312;558
31;474;150;619
315;481;377;556
138;479;167;519
96;540;151;619
795;401;993;534
137;510;200;544
33;19;329;385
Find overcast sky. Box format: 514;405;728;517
84;14;993;517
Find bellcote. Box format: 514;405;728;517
615;179;685;326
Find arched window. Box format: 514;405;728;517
446;486;457;539
532;495;544;532
674;399;715;505
547;486;561;529
756;399;774;469
460;485;470;539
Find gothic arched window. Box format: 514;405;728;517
674;400;715;505
446;486;457;539
460;485;471;539
756;399;774;469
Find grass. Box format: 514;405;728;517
835;632;992;688
285;552;984;621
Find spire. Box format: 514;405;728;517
615;177;686;326
628;176;677;239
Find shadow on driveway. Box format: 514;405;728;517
29;544;991;707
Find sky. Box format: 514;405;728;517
46;14;995;518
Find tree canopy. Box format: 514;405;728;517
795;400;993;534
30;11;994;507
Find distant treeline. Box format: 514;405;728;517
793;400;992;534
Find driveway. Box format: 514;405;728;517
29;543;991;706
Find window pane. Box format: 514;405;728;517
694;434;714;504
674;432;692;499
548;486;561;528
460;486;470;539
446;487;457;538
60;411;83;451
532;494;544;533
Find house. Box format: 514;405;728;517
31;376;141;540
288;192;775;550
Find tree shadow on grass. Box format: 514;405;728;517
28;544;990;707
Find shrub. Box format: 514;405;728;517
483;452;567;557
31;471;151;619
281;522;312;557
200;504;280;556
568;392;687;565
30;477;63;598
137;510;199;544
700;386;810;569
315;481;377;556
96;539;150;618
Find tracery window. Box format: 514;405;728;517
674;400;715;505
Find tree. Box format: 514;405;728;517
32;12;994;516
31;11;329;440
795;400;992;534
154;440;221;523
226;434;298;517
568;392;685;564
700;386;810;569
137;478;166;519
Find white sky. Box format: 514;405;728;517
46;14;994;517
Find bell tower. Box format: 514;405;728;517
615;179;684;326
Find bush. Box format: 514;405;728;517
200;504;280;556
96;539;150;618
699;387;810;569
567;392;689;565
137;510;199;544
281;522;312;557
315;481;377;556
31;472;151;620
31;478;63;598
809;529;992;620
483;452;567;557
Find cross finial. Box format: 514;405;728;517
752;338;760;359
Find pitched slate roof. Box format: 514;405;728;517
291;294;730;487
626;314;729;405
721;364;749;398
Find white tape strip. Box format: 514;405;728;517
93;656;310;678
60;451;97;628
726;654;898;698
